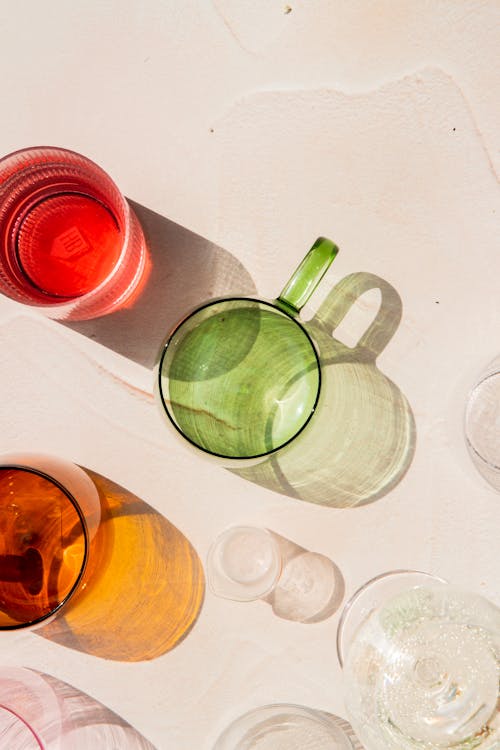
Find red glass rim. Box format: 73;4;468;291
0;464;89;630
0;705;44;749
0;145;132;306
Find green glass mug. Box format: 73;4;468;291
157;237;338;462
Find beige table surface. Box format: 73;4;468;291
0;2;499;748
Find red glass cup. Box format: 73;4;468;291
0;453;101;630
0;146;148;320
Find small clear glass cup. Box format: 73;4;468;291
0;453;101;630
207;526;344;622
157;237;338;464
213;704;358;750
336;570;500;750
0;146;149;320
465;355;500;491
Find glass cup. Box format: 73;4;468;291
465;355;500;492
157;237;338;462
0;667;63;749
213;704;359;750
336;570;500;750
207;526;344;622
0;146;148;320
0;453;100;629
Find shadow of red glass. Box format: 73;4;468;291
37;470;205;661
65;203;256;370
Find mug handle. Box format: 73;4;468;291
276;237;339;315
313;272;403;360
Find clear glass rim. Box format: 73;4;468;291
0;463;90;630
464;369;500;472
213;703;354;749
207;526;282;602
157;296;322;461
0;145;134;309
336;569;448;667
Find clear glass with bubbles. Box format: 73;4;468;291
338;572;500;750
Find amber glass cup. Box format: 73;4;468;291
0;454;100;629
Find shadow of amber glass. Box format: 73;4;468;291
231;273;416;508
38;470;205;661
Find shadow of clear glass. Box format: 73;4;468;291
337;571;500;750
207;526;344;623
0;147;148;321
0;666;158;749
157;238;338;461
465;354;500;492
213;704;362;750
231;272;416;508
66;203;257;369
36;469;205;661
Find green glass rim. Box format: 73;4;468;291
157;297;322;461
0;464;90;631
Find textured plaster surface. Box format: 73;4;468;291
0;2;498;748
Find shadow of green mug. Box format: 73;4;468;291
156;238;338;462
231;272;416;508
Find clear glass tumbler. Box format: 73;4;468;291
465;355;500;492
213;704;360;750
0;146;148;320
207;526;344;622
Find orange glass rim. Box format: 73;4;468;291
0;463;89;630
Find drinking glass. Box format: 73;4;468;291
157;237;338;462
207;526;344;622
0;667;63;749
0;146;148;320
336;570;500;750
213;704;359;750
0;453;100;629
465;355;500;492
0;666;160;749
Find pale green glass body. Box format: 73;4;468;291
157;238;338;462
